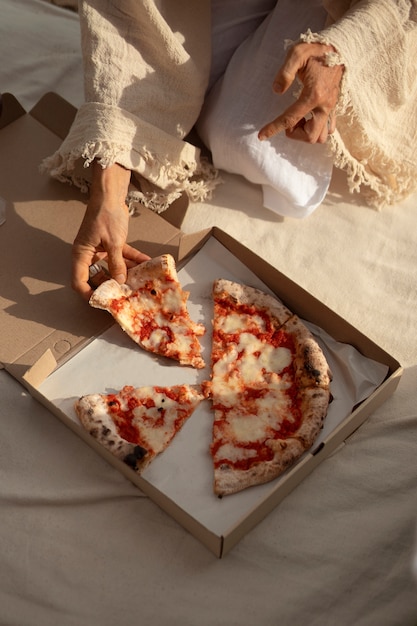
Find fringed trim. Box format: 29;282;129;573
128;157;222;214
299;29;344;65
40;144;222;214
40;141;132;194
293;29;417;208
326;73;417;208
328;129;417;209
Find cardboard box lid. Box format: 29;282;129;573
0;93;182;377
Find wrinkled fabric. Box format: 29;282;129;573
197;0;334;218
42;0;219;212
307;0;417;207
42;0;417;212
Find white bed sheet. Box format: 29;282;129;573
1;2;417;625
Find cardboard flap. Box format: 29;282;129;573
177;227;212;263
0;94;183;377
0;92;26;130
30;91;77;140
22;349;58;389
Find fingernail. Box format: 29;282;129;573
115;274;125;284
273;80;284;93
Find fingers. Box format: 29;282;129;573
70;162;152;300
328;109;337;135
106;243;151;285
72;243;151;301
286;108;333;144
259;105;333;144
272;42;332;95
259;41;344;144
122;243;151;267
71;245;98;301
258;96;315;140
106;245;128;285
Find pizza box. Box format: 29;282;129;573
0;93;403;557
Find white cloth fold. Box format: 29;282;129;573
198;0;333;218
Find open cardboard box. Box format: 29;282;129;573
0;93;403;557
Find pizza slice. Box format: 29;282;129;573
206;279;332;496
89;254;205;368
75;384;204;472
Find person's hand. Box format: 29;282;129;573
258;42;344;144
72;161;150;300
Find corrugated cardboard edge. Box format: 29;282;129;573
22;348;58;388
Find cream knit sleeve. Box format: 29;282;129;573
303;0;417;207
42;0;218;212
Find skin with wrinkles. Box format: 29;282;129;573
72;160;150;300
258;42;344;144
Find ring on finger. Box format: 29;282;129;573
88;263;102;278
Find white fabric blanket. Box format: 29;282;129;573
1;2;417;625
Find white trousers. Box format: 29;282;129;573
198;0;333;218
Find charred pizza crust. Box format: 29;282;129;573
209;279;333;496
80;273;333;498
75;384;204;473
213;278;293;328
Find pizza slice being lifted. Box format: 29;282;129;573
205;279;333;497
75;384;204;472
89;254;205;369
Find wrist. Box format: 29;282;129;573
89;160;131;210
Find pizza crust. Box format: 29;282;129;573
75;384;204;473
75;393;150;470
209;278;333;496
214;437;306;496
281;315;333;388
213;279;293;328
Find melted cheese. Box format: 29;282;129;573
220;312;265;334
128;389;188;453
161;286;184;313
212;333;291;392
210;312;300;462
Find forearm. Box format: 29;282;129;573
42;0;215;211
79;0;211;138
